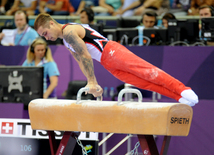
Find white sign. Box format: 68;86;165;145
0;118;98;140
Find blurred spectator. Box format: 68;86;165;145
73;0;98;15
80;7;95;24
22;37;60;99
38;0;74;15
0;10;38;46
96;0;122;16
199;4;214;17
79;7;104;34
115;0;139;17
138;10;159;29
0;0;14;14
162;12;176;28
117;0;169;16
6;0;37;15
188;0;214;15
198;5;214;46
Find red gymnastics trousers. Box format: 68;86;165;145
100;41;190;101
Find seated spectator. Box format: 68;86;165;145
96;0;122;16
188;0;214;15
6;0;37;15
79;7;104;34
0;10;38;46
134;10;159;45
80;7;95;24
162;12;176;28
118;0;169;16
199;4;214;18
138;10;159;29
199;5;213;30
38;0;74;15
22;37;60;99
72;0;98;16
198;5;214;46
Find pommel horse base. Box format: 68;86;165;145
28;88;193;155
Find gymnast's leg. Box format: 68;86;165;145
101;41;198;105
111;69;196;106
111;69;182;100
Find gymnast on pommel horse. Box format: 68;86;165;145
29;88;193;155
33;13;198;106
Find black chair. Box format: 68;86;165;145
65;80;94;100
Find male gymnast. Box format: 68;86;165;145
34;13;198;106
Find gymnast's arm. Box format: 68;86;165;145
63;25;103;97
70;49;87;77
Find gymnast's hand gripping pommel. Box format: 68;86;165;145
77;87;102;104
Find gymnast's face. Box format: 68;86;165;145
37;21;59;41
34;44;46;60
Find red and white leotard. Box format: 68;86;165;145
62;23;108;62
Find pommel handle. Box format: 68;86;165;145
117;88;143;105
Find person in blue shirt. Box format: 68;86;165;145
22;37;60;98
14;10;39;45
0;10;38;46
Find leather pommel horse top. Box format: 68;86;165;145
28;99;193;136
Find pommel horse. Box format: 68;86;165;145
28;88;193;155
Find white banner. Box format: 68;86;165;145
0;118;98;140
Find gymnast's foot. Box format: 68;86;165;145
178;97;195;106
180;89;199;105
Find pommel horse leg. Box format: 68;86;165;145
138;135;171;155
48;131;80;155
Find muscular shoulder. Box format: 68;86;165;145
62;24;85;39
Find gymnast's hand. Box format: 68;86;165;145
85;84;103;98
